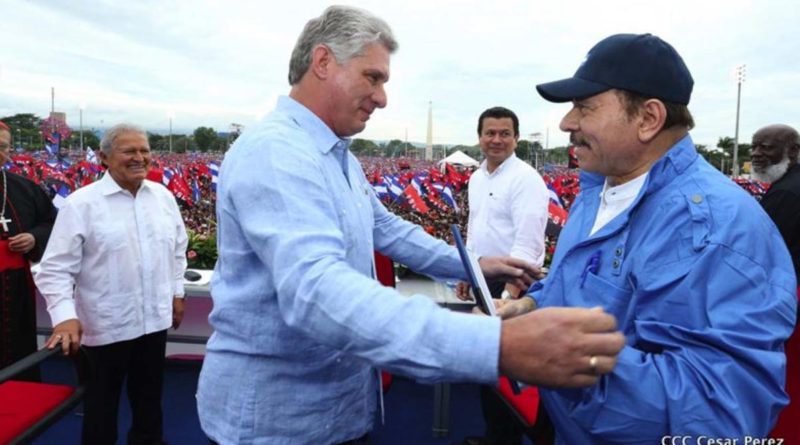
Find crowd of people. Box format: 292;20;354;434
0;145;773;270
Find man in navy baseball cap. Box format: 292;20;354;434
494;33;798;444
536;33;693;105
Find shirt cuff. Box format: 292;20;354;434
438;311;501;384
48;299;78;327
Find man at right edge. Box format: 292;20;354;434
497;33;797;443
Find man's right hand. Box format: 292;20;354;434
47;319;83;356
499;306;625;388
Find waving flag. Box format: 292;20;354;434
162;168;174;187
548;202;568;227
372;183;388;200
385;175;404;202
192;178;201;203
85;148;98;164
433;183;459;212
45;141;59;156
546;184;563;208
52;184;71;209
167;174;193;204
403;184;429;214
208;162;219;192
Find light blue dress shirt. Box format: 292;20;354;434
530;135;797;444
197;96;501;444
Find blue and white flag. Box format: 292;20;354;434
434;183;459;213
52;184;71;209
546;184;563;208
372;183;388;200
385;175;404;202
162;168;174;187
208;162;219;192
45;141;59;156
45;132;60;155
192;178;201;203
85;148;98;164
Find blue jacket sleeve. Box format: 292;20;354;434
551;242;797;442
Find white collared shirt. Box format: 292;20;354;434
35;173;188;346
589;172;649;236
466;154;549;266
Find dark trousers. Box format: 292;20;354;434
480;280;524;445
82;330;168;445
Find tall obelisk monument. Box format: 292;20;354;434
425;101;433;161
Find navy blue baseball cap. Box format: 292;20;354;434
536;33;694;105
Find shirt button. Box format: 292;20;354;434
615;248;623;256
691;194;703;204
612;259;621;268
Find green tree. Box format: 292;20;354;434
67;130;100;151
193;126;217;152
717;136;751;174
148;133;167;152
515;140;534;162
350;138;378;156
0;113;43;151
456;144;482;160
540;146;571;167
385;139;405;157
172;135;196;153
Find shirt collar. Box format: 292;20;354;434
276;96;350;154
480;153;517;176
599;171;648;205
98;171;150;196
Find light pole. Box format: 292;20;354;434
168;112;174;153
732;65;746;177
529;132;542;169
79;103;86;151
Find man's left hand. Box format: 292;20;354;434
8;233;35;254
478;256;543;291
172;297;185;329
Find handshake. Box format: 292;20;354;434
470;256;625;388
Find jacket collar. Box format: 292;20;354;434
578;134;697;193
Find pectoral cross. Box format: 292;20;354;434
0;216;11;233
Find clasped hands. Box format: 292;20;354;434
469;256;626;388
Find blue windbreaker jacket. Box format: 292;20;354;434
533;135;797;444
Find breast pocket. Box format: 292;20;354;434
94;222;127;252
581;272;633;326
90;222;128;296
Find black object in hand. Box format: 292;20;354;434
184;270;202;282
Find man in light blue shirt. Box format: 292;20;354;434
197;6;625;444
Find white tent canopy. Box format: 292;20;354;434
437;150;479;168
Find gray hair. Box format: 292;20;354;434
100;123;148;155
288;5;398;85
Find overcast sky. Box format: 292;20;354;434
1;0;798;148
